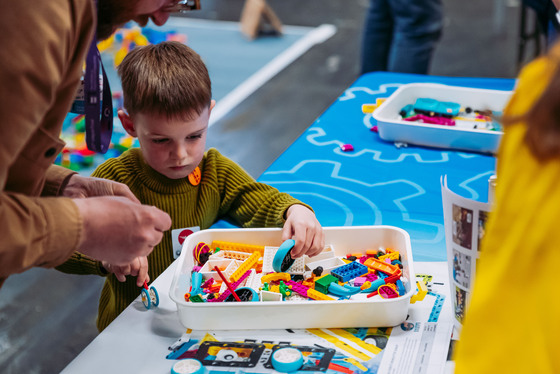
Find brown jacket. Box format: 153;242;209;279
0;0;95;285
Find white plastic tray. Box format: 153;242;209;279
169;226;415;330
373;83;513;154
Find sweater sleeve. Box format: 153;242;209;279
210;149;312;227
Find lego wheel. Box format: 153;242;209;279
171;358;206;374
141;288;151;309
149;286;159;307
273;239;296;272
271;347;304;373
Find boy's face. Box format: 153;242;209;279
119;101;215;180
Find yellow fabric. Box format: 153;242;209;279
0;0;94;283
57;148;309;331
454;49;560;372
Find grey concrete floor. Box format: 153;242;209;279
0;0;539;372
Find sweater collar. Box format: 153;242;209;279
130;148;197;194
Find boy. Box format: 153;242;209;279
57;41;324;331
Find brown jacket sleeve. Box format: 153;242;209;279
0;0;95;280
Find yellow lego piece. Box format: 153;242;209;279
261;272;291;284
416;274;433;283
410;280;428;304
307;289;335;301
230;251;260;282
211;241;265;256
361;98;386;113
378;251;399;261
219;250;251;261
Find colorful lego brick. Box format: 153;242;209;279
261;272;291;284
410;280;428;304
230;251;260;282
245;270;262;291
331;261;368;282
208;270;251;302
314;274;338;294
190;272;203;295
307;288;335;301
211;250;252;261
260;290;283;302
352;276;367;287
378;284;399;299
285;280;310;298
364;257;400;275
378;251;400;262
211;240;265;256
328;282;361;297
190;294;205;303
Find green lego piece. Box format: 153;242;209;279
190;294;205;303
314;274;338;294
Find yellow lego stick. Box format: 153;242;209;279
211;240;265;256
307;289;335;301
230;251;260;282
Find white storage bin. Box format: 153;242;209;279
169;226;415;330
373;83;513;154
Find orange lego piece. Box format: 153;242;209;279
364;257;400;275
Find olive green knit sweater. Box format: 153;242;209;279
56;148;307;331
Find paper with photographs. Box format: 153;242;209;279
441;175;491;332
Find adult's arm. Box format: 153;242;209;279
0;1;95;280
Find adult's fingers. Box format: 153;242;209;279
136;258;150;287
111;182;141;204
149;206;172;232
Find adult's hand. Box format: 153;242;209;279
73;196;171;265
63;174;140;203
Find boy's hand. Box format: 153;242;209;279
102;256;150;287
282;204;324;258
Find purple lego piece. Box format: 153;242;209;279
404;114;455;126
285;280;310;298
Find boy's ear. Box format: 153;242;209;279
118;109;137;137
208;100;216;116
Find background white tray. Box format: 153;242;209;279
373;83;513;154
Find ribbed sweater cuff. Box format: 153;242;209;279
55;252;108;276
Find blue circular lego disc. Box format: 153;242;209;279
273;239;296;272
271;347;304;373
225;287;259;302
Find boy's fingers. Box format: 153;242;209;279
290;226;308;258
115;271;126;282
309;234;325;257
281;223;293;242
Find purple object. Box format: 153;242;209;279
404;114;455;126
